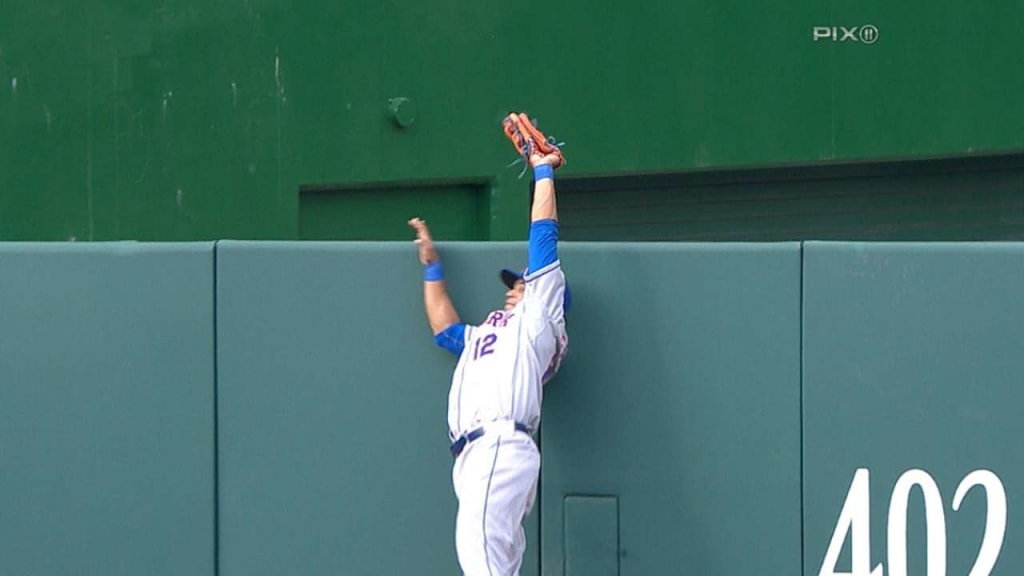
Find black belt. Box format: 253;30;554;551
449;421;531;459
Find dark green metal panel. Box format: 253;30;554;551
0;2;289;241
803;243;1024;576
830;0;1024;158
215;241;540;576
558;153;1024;241
299;182;489;241
1;0;1021;241
0;242;215;576
542;243;803;575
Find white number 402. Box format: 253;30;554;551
819;468;1006;576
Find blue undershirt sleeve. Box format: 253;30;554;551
527;219;559;274
433;323;467;357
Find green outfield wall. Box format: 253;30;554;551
1;0;1022;241
540;243;803;575
1;241;1021;575
802;243;1024;576
0;243;216;575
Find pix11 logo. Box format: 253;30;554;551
813;25;879;44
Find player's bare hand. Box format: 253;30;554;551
407;217;439;265
530;152;562;168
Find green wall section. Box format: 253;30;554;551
803;243;1024;576
213;241;541;576
0;243;215;576
2;241;1023;575
298;183;489;241
1;0;1022;241
541;243;803;575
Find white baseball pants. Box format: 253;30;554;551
452;421;540;576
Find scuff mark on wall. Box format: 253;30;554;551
162;91;173;119
274;47;283;197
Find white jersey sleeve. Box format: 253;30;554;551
523;259;566;324
523;260;569;384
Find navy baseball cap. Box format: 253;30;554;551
500;268;524;289
500;268;573;312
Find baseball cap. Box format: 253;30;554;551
500;268;524;290
499;268;573;312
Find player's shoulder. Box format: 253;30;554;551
524;259;563;282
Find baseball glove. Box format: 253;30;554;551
502;112;565;169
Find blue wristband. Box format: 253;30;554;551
533;163;554;182
424;261;444;281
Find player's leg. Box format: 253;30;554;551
453;445;489;575
508;465;540;575
479;435;540;575
454;434;540;576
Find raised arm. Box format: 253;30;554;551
527;154;561;274
408;218;460;335
526;152;570;380
531;158;558;224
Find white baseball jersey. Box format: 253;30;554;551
446;259;569;439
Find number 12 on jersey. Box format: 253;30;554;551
472;334;498;360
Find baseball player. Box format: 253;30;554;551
407;112;570;576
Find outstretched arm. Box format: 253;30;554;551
527;154;561;274
408;218;460;335
527;154;569;382
531;157;558;224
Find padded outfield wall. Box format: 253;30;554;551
1;241;1020;575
